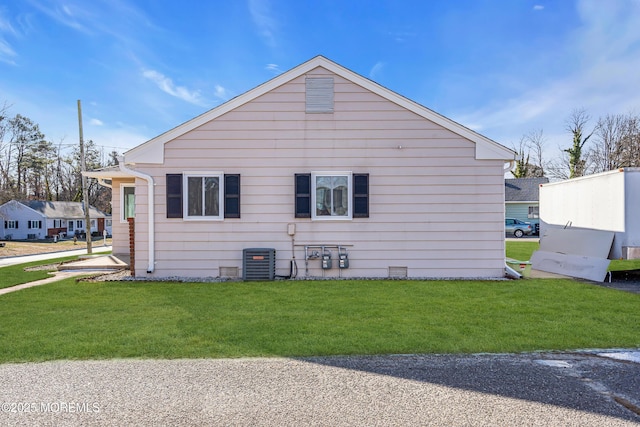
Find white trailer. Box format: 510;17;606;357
539;168;640;259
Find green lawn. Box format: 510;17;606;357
506;241;539;261
0;256;80;289
0;277;638;363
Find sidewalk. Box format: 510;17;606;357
0;247;128;295
0;246;113;268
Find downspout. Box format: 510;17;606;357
118;156;155;273
504;160;517;277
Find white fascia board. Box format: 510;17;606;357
124;56;516;164
83;170;138;179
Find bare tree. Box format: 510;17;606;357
564;108;594;178
591;114;625;173
615;113;640;167
510;130;546;178
525;129;546;177
589;112;640;173
511;137;531;178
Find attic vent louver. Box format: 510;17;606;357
306;77;334;113
243;248;276;281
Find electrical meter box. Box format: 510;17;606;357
338;248;349;269
322;251;332;269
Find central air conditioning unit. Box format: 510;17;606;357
243;248;276;281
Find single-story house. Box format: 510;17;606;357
0;200;111;240
505;177;548;233
86;55;515;279
540;168;640;259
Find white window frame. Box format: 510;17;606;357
311;171;353;220
528;205;540;219
183;171;224;221
28;220;41;229
120;184;135;223
6;220;17;229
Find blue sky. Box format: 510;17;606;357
1;0;639;162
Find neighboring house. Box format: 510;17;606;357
504;177;549;233
540;168;640;259
86;56;515;279
0;200;111;240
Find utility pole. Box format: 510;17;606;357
77;100;92;254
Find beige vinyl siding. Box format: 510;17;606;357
111;178;135;258
132;69;506;278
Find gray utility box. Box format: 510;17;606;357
243;248;276;281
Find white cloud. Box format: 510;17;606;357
265;63;281;73
457;0;640;154
142;69;207;106
90;118;104;126
248;0;278;47
213;85;228;100
0;39;17;64
533;5;545;11
369;62;385;80
29;1;92;34
0;11;18;65
389;30;416;43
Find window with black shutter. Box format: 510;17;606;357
296;172;369;219
166;173;240;219
224;174;241;218
353;173;369;218
166;174;183;218
295;173;311;218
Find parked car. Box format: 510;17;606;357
505;218;533;238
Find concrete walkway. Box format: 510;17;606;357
0;246;113;267
0;271;97;295
0;249;128;295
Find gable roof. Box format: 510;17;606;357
17;200;108;218
505;178;549;202
124;55;515;164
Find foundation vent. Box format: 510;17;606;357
219;266;239;278
388;266;408;278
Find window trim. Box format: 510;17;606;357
183;171;224;221
120;183;135;223
311;171;353;221
528;205;540;219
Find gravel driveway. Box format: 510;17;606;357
1;352;639;426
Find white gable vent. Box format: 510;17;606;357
306;77;334;113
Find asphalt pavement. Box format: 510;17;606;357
1;352;639;426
